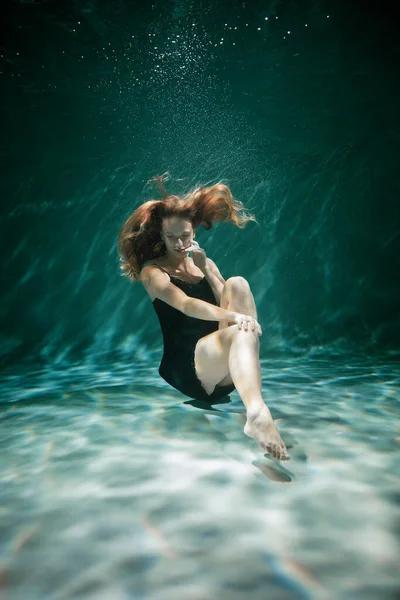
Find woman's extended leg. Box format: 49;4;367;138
195;277;289;460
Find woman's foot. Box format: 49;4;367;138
244;407;290;460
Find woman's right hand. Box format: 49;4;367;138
231;313;262;335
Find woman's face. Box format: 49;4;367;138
161;217;194;256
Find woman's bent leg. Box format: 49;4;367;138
195;277;289;460
217;277;260;387
219;276;258;321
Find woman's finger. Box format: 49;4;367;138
188;243;203;253
235;314;261;334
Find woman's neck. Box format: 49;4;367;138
160;254;192;273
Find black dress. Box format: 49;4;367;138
152;268;236;402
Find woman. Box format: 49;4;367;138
118;176;289;460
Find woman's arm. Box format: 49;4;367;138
141;265;261;334
188;242;225;304
141;265;232;321
200;258;225;304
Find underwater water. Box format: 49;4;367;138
1;353;399;599
1;0;399;598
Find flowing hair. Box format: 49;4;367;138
118;175;256;281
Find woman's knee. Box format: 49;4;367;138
221;276;257;318
224;276;250;294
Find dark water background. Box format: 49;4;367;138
1;1;399;599
1;0;399;365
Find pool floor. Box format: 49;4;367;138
1;354;399;599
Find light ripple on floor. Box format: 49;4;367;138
0;354;399;600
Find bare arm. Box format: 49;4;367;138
141;265;234;322
185;241;225;304
141;265;261;334
200;258;225;304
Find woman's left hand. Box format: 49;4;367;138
186;240;207;270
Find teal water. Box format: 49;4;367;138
1;354;399;599
1;0;399;598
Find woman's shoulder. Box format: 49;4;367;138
140;262;170;283
141;263;172;302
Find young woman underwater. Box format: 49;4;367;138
118;176;289;461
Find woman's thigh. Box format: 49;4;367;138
195;277;259;394
219;276;257;331
194;325;238;395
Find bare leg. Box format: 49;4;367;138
195;277;289;460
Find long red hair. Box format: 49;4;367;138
118;175;256;281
